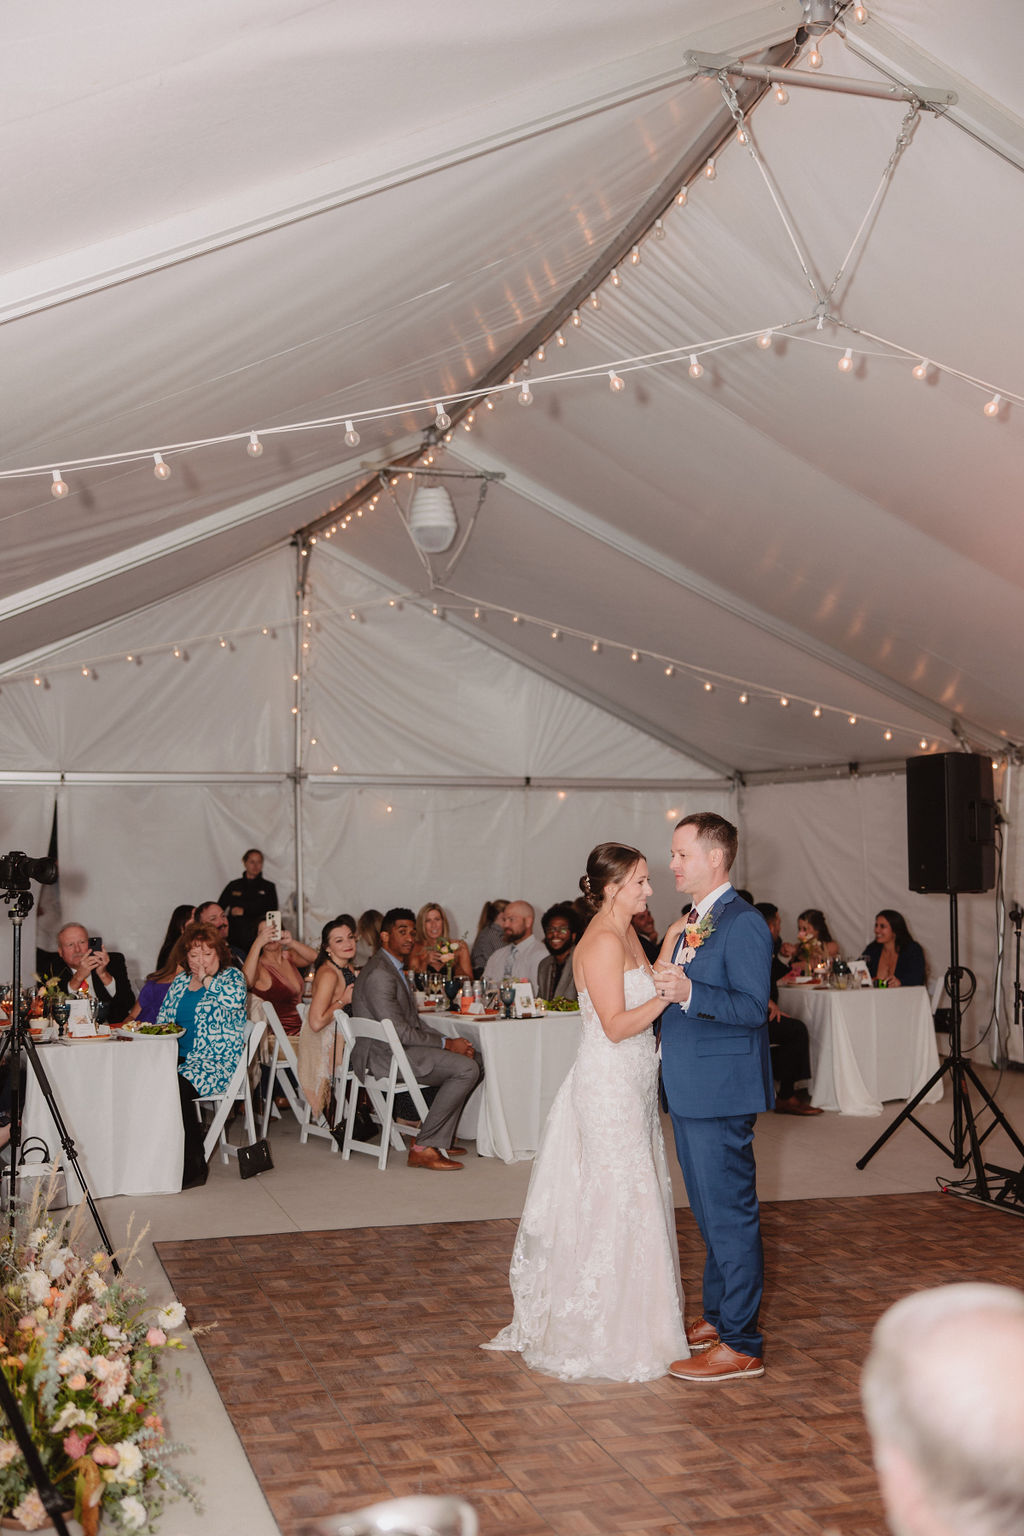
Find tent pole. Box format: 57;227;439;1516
293;540;308;943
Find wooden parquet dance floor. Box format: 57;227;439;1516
156;1193;1022;1536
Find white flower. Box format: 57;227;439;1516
156;1302;186;1330
0;1440;21;1468
12;1490;47;1530
71;1304;94;1330
24;1269;50;1303
57;1344;91;1376
102;1323;127;1342
86;1271;108;1297
111;1441;143;1483
28;1228;48;1249
45;1253;67;1280
53;1403;90;1433
120;1495;147;1530
93;1358;129;1407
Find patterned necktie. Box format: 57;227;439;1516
505;944;518;977
686;907;699;926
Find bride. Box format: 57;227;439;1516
483;842;688;1381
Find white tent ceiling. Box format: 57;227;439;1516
3;0;1024;779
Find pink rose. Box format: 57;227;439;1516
68;1373;87;1390
91;1445;119;1467
145;1327;166;1346
17;1317;34;1332
63;1431;94;1459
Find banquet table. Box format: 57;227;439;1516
23;1035;184;1201
778;983;943;1116
423;1008;581;1161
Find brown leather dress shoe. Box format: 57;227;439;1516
685;1316;720;1352
669;1342;764;1381
407;1145;463;1171
774;1096;824;1116
448;1146;467;1157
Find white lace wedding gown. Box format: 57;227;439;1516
483;967;687;1381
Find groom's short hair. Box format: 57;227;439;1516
676;812;738;871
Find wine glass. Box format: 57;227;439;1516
443;976;462;1013
51;1000;70;1039
499;979;516;1020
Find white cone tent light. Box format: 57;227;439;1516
408;485;458;552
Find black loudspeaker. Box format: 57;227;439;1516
906;752;996;894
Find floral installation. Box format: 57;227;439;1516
0;1197;199;1533
678;911;716;966
434;939;462;971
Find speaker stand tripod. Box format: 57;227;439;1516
856;892;1024;1215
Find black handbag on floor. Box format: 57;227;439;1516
237;1137;273;1179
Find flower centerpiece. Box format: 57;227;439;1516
434;939;461;977
0;1203;199;1533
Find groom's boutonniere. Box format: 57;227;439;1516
679;912;716;965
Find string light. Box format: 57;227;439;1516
688;355;704;379
630;245;641;265
591;641;601;653
344;421;360;448
81;667;90;678
555;330;566;347
630;650;640;662
246;431;263;458
703;681;714;693
608;370;625;392
571;310;582;328
757;332;773;349
434;403;451;431
675;186;687;205
849;715;858;725
664;665;674;676
780;696;789;707
736;126;749;145
50;470;69;499
912;359;929;381
808;44;823;68
589;292;601;309
813;706;822;718
512;614;520;623
654;219;666;240
610;269;622;286
919;738;928;750
838;348;854;373
385;804;393;814
33;676;42;687
984;394;1002;418
739;692;748;704
517;382;533;406
884;729;893;741
153;453;171;480
551;628;560;640
774;84;789;104
704;158;717;180
853;4;868;21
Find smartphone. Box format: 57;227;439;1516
265;910;282;941
88;937;102;952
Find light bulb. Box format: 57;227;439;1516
557;790;567;801
984;393;1002;418
589;291;601;309
172;646;182;659
535;346;545;362
571;309;582;328
517;383;533;406
912;359;929;381
610;269;622;286
291;706;299;715
153;453;171;480
630;244;641;265
884;729;893;741
688;354;704;379
739;692;749;704
220;637;228;648
703;681;713;693
664;665;674;677
849;715;857;725
838;348;854;373
50;469;69;498
485;397;495;409
386;805;393;814
757;331;773;349
246;431;263;458
780;696;789;707
332;765;339;773
812;706;822;718
853;3;867;21
608;370;625;393
630;651;640;663
33;676;42;687
465;408;475;425
434;403;451;431
126;655;134;663
808;45;822;68
473;608;481;620
551;629;560;640
704;158;717;180
654;218;666;240
310;737;317;746
774;84;789;104
591;641;600;653
736;126;749;145
675;186;687;206
555;330;566;347
81;667;89;678
344;420;360;447
919;738;928;750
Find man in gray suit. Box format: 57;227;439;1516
350;907;482;1171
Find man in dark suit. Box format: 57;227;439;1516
655;813;773;1382
755;901;823;1116
38;923;136;1024
350;907;482;1171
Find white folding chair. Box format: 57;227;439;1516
297;1010;354;1150
257;1000;321;1139
341;1016;431;1170
194;1017;267;1165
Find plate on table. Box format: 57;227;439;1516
66;1033;113;1044
781;976;817;985
136;1025;185;1038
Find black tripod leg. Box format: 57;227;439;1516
0;1368;72;1534
856;1055;953;1170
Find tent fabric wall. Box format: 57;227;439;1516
741;774;1004;1056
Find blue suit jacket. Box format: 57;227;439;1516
660;890;774;1118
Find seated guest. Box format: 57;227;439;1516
217;847;279;954
537;903;580;1002
125;937;186;1025
755;902;823;1116
157;920;247;1188
630;908;661;965
298;915;358;1120
354;908;383;970
470;899;509;978
244;920;316;1036
195;900;245;966
785;908;840;974
409;902;472;978
351;908;482;1171
154;904;195;972
861;909;926;988
38;923;136;1024
482;901;548;991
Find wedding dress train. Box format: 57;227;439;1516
483;967;686;1381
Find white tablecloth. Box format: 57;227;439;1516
779;984;943;1116
423;1010;581;1160
23;1036;184;1200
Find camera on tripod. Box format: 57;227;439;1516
0;852;57;893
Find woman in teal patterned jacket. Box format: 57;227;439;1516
158;920;247;1187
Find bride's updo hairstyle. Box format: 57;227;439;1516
580;842;645;912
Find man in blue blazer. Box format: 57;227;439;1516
655;812;773;1382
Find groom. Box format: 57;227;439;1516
655;812;773;1382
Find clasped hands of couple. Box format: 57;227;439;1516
651;959;691;1006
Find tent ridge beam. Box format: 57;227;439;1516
686;51;957;107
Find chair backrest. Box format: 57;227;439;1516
346;1015;431;1122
